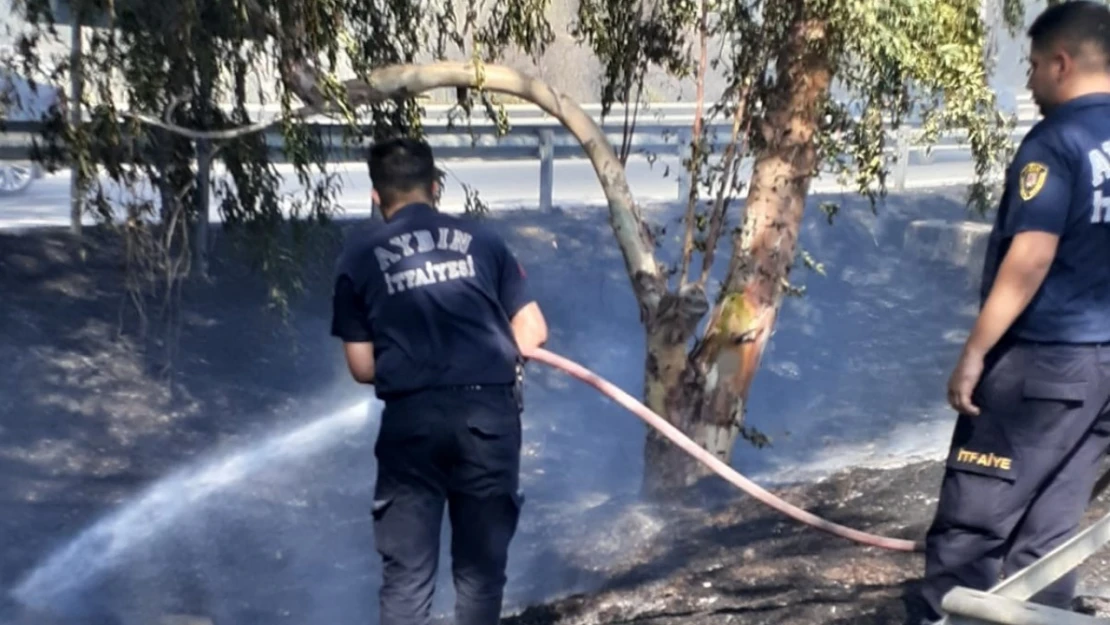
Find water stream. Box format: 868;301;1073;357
10;398;379;618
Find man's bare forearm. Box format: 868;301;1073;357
511;301;548;357
966;276;1042;357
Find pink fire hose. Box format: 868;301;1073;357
529;347;924;553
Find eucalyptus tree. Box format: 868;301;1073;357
572;0;1025;494
3;0;1028;496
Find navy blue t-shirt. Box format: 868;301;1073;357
979;93;1110;344
330;203;533;397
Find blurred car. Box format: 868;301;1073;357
0;66;65;196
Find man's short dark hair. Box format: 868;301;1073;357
367;136;438;206
1028;0;1110;68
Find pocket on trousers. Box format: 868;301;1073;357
465;394;522;441
938;457;1018;529
938;415;1021;528
459;398;523;497
1013;376;1091;448
467;414;519;439
946;446;1017;482
1022;378;1087;404
945;415;1017;483
466;411;521;470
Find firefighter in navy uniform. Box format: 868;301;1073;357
916;2;1110;622
330;136;549;625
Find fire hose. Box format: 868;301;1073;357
530;347;1110;554
529;347;926;553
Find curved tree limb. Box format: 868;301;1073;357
127;61;665;313
343;63;664;311
124;104;326;140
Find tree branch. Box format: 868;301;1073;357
698;80;754;286
239;0;328;107
123;104;325;141
126;61;667;312
677;0;709;290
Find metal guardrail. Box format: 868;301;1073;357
0;96;1041;209
944;590;1103;625
940;510;1110;623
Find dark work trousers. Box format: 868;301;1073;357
372;384;524;625
919;341;1110;622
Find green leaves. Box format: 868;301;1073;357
3;0;556;329
579;0;1021;220
827;0;1016;212
571;0;695;115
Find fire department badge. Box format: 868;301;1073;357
1019;161;1048;201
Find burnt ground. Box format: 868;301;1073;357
500;463;1110;625
0;224;356;609
5;221;1110;625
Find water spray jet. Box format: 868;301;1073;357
9;398;379;613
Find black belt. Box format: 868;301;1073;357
379;383;514;403
1012;339;1110;347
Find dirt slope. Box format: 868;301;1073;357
4;221;1110;625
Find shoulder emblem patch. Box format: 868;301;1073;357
1019;161;1048;201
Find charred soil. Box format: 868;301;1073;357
5;223;1110;625
504;460;1110;625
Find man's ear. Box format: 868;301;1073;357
432;180;442;203
1052;44;1080;82
371;188;381;208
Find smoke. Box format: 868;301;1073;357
9;391;382;625
3;185;987;625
